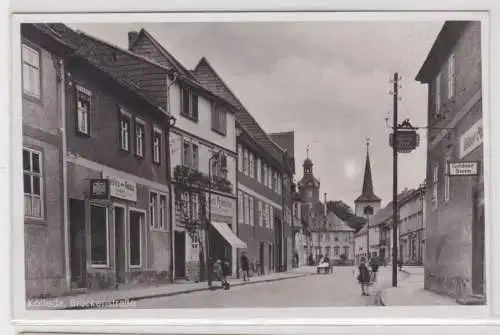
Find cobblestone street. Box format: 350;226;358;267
125;266;403;308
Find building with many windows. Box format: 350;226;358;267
34;23;179;293
416;20;484;301
398;185;426;266
190;58;294;275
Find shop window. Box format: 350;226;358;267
129;210;144;267
23;148;43;219
76;85;91;135
90;204;109;266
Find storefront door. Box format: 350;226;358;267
175;231;186;278
69;198;87;289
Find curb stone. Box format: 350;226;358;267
377;269;411;307
60;272;312;310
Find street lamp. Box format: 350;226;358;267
206;150;226;287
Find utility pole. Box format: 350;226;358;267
392;72;399;287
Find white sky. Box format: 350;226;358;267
71;21;443;208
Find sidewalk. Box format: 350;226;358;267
379;266;458;306
26;266;315;310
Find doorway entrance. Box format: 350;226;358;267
259;242;265;275
69;198;86;289
114;206;126;284
174;231;186;279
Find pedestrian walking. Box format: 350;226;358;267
357;257;371;296
221;258;231;290
240;252;250;281
369;256;380;283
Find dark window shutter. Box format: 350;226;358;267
192;94;198;121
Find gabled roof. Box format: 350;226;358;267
355;148;381;203
33;24;169;116
415;21;470;83
129;29;195;80
326;212;355;232
192;57;289;170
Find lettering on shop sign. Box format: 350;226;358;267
207;194;234;217
102;172;137;202
448;161;479;177
460;118;483;159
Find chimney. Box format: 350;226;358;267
128;31;139;50
323;193;327;217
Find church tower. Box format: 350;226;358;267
298;146;320;206
354;139;381;217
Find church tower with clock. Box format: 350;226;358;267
297;147;321;207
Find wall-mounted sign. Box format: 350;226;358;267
389;130;420;153
90;179;109;199
102;172;137;202
448;161;479;176
460;118;483;159
207;194;234;217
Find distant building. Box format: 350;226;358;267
297;152;355;265
354;142;381;218
416;21;484;301
398;185;426;266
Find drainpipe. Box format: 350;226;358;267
60;58;71;291
166;72;178;283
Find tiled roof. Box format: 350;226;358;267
192;57;288;170
33;24;169;115
326;212;355;232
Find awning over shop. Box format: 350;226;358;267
210;221;247;249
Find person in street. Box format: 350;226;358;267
369;256;380;283
240;252;250;281
398;258;404;272
357;257;371;296
221;258;231;290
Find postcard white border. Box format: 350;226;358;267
3;2;500;334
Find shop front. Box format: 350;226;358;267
67;160;171;291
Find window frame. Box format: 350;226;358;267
152;127;162;165
75;85;92;136
119;108;131;152
128;207;145;268
90;203;110;268
238;145;243;172
149;192;158;229
211;101;227;136
249;196;254;226
435;73;441;115
432;163;439;210
134;118;146;158
238;190;244;224
447;53;455;99
180;85;199;122
159;193;168;231
23;147;44;220
22;43;41;99
444;150;452;203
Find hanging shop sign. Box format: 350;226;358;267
460;118;483;159
89;179;109;199
389;119;420;153
448;161;479;176
207;194;234;217
102;172;137;202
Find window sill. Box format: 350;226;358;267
211;128;227;137
135;153;145;160
119;147;131;154
25;217;47;226
150;227;169;233
76;130;91;137
180;113;199;123
129;265;142;269
23;92;42;105
91;264;110;269
153;160;161;166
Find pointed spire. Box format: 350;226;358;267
355;138;381;203
306;145;310;159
